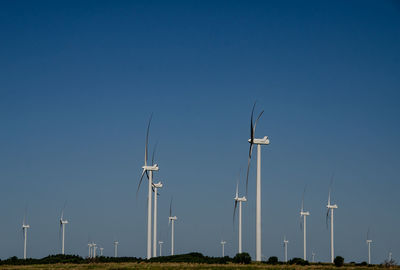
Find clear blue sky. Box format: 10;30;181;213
0;0;399;264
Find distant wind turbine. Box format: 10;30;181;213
158;241;163;256
114;241;119;258
366;228;372;264
220;241;226;257
300;187;310;261
312;251;316;263
22;213;30;260
88;243;92;258
246;102;270;261
92;243;97;258
168;198;177;255
100;247;104;257
59;207;68;255
326;176;338;263
153;179;163;257
233;179;246;254
137;114;159;259
283;236;289;263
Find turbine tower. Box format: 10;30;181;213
137;114;159;259
92;243;97;258
246;102;269;261
326;179;338;263
100;247;104;257
300;188;310;261
22;215;30;260
233;180;247;254
153;181;163;257
366;228;372;264
60;209;68;255
168;198;177;255
88;243;92;258
221;241;226;257
158;241;163;256
283;236;289;263
312;251;316;263
114;241;119;258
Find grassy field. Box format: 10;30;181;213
0;263;398;270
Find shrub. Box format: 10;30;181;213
334;256;344;267
288;257;309;265
233;253;251;264
267;256;279;264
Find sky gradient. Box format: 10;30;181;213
1;0;400;264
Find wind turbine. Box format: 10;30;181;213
168;198;177;255
246;102;269;261
233;179;246;254
92;243;97;258
88;243;93;258
22;214;30;260
100;247;104;257
59;209;68;255
366;228;372;264
283;236;289;263
326;177;338;263
312;251;316;263
153;180;163;257
114;241;119;258
220;241;226;257
158;241;163;256
300;187;310;261
137;114;159;259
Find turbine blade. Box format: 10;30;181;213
169;197;173;217
326;208;330;229
151;141;158;166
250;102;256;146
367;227;370;240
233;200;238;224
144;114;153;166
253;110;264;135
245;144;254;195
136;169;148;197
301;186;306;212
236;180;238;199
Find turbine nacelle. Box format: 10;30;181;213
235;196;247;202
142;164;159;171
300;211;310;216
169;216;177;221
221;241;226;245
327;204;338;209
153;182;163;188
22;224;30;229
366;240;372;243
248;136;270;145
60;220;68;224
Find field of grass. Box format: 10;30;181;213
0;262;398;270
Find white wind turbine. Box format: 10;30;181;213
246;102;270;261
233;179;246;254
158;241;163;256
59;208;68;255
92;243;97;258
22;213;30;260
88;243;92;258
283;236;289;263
366;228;372;264
300;187;310;261
312;251;316;263
220;241;226;257
114;241;119;258
326;178;338;263
137;114;159;259
168;198;177;255
100;247;104;257
153;179;163;257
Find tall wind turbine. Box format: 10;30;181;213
60;209;68;255
220;241;226;257
137;114;159;259
300;187;310;261
153;180;163;257
92;243;97;258
22;214;30;260
283;236;289;263
312;251;316;263
366;228;372;264
326;178;338;263
100;247;104;257
233;179;247;254
114;241;119;258
246;102;269;261
168;198;177;255
88;243;93;258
